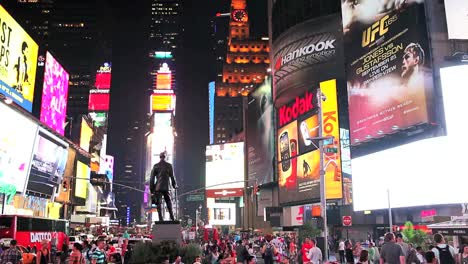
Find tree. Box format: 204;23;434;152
131;241;202;264
298;222;322;243
401;221;428;248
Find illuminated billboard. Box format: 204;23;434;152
272;15;344;106
151;90;176;113
0;5;39;112
88;90;110;111
247;78;275;185
95;62;111;89
444;0;468;39
80;118;92;152
75;161;90;199
351;65;468;211
27;129;68;197
208;203;236;226
209;82;215;144
155;63;172;90
0;102;38;194
40;52;69;135
151;113;174;166
342;0;434;146
277;80;342;205
205;142;244;191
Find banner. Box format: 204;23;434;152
342;0;434;146
0;5;39;112
247;78;275;185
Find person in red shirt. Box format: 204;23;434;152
302;237;313;263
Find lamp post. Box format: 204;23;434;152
306;88;334;261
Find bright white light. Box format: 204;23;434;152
208;203;236;226
205;142;244;190
352;65;468;211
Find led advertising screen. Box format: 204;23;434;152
156;72;172;90
272;15;344;106
209;82;215;144
40;52;69;135
0;102;38;194
80;118;92;152
151;91;176;112
88;90;110;111
95;63;111;89
27;129;68;197
155;63;172;90
340;128;352;205
205;142;244;190
208;203;236;226
277;80;343;205
351;65;468;211
444;0;468;39
341;0;434;146
151;113;174;166
75;161;90;199
247;78;275;185
0;5;39;112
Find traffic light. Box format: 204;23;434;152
90;172;107;187
62;180;68;192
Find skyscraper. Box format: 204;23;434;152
213;0;270;144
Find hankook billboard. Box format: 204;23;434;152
341;0;434;146
272;15;345;107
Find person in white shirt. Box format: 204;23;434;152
339;240;346;264
307;239;323;264
431;234;456;263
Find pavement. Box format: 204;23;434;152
254;252;339;263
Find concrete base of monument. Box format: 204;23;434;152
152;220;182;244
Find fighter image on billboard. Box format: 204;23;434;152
341;0;434;146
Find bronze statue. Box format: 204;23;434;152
150;152;177;221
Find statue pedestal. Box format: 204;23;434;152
152;221;182;245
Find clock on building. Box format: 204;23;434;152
232;9;248;22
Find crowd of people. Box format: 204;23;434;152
2;232;467;264
0;237;132;264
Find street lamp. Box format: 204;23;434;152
304;88;333;261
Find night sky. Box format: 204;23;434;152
108;0;268;199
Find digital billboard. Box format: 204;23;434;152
340;128;352;205
277;80;343;205
155;63;172;90
272;15;344;106
208;203;236;226
0;102;38;194
444;0;468;39
151;113;174;166
75;161;90;199
0;5;39;112
247;77;275;185
209;82;215;144
80;117;92;152
205;142;244;190
88;90;110;111
55;148;76;203
40;52;69;135
351;65;468;211
95;62;111;89
151;91;176;112
341;0;434;146
27;129;68;197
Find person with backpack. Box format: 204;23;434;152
262;235;277;264
431;234;456;264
